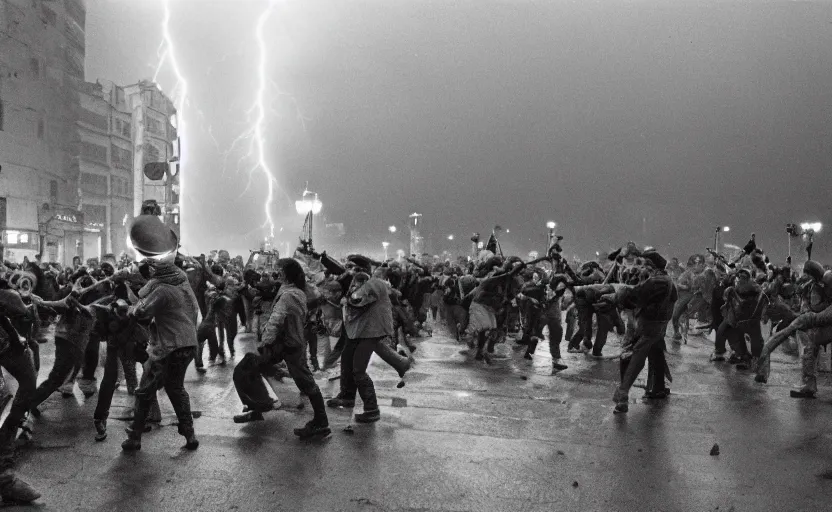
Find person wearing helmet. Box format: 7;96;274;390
121;215;200;452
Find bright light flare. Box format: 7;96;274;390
546;221;556;229
388;226;397;233
801;222;822;233
447;234;454;240
723;226;730;232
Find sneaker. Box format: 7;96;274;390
196;366;207;374
552;361;568;371
567;347;582;354
0;475;41;503
293;421;331;439
326;396;356;409
709;352;726;362
121;438;141;451
183;434;199;450
354;409;380;423
94;419;107;441
590;352;604;359
612;388;629;414
218;355;227;366
233;411;265;423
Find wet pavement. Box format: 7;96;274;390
7;322;832;511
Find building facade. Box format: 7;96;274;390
75;79;134;260
0;0;87;265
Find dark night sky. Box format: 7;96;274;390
87;0;832;261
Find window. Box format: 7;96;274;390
80;173;108;195
112;177;133;198
111;145;132;169
80;108;108;131
50;180;58;201
30;58;40;79
80;142;108;164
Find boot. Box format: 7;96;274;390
310;358;321;373
182;433;199;450
78;378;98;398
354;409;380;423
612;388;629;414
59;381;74;398
295;391;330;438
294;420;332;438
94;419;107;441
121;429;142;451
233;410;265;423
355;375;379;420
0;472;40;503
326;393;356;409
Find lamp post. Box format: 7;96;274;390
801;222;822;260
388;225;396;234
295;189;322;252
382;241;389;261
714;226;730;253
546;221;556;250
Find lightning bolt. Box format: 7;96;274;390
158;0;188;238
249;0;277;237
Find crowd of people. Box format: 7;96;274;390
1;217;831;504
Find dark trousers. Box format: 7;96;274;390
198;323;219;365
233;344;327;424
94;341;138;421
305;326;318;367
545;309;564;359
323;330;347;370
129;347;196;440
445;304;468;340
715;319;764;358
0;346;37;470
82;337;100;380
619;321;668;393
32;338;82;408
338;337;382;411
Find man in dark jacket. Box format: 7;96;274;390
122;215;200;452
601;250;677;413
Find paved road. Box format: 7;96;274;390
7;323;832;511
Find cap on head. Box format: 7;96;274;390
346;254;373;274
641;250;667;271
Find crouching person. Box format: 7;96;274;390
233;258;330;439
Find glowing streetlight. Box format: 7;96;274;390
447;234;454;240
714;226;730;252
294;190;322;215
382;241;390;260
801;222;822;233
388;225;397;234
546;221;557;250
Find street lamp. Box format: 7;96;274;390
546;221;557;249
714;226;730;252
388;225;397;234
295;189;322;252
447;234;454;240
382;241;390;260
